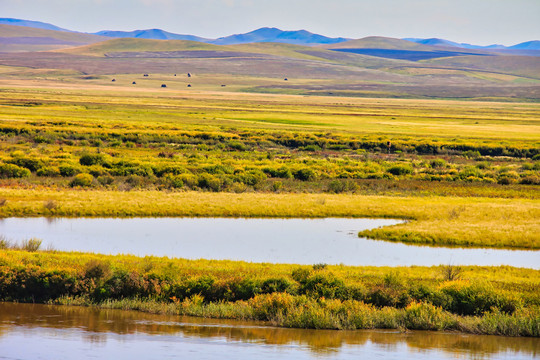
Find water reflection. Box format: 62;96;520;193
0;303;537;359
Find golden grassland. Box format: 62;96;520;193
1;85;539;141
1;249;539;335
0;78;539;334
0;189;538;249
0;84;539;249
2;248;538;289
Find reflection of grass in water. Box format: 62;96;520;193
3;302;538;355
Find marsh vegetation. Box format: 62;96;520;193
0;249;538;336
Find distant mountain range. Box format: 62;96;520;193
95;27;348;46
94;29;209;43
1;18;539;49
210;27;349;45
0;18;70;32
404;38;540;50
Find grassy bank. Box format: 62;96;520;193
0;188;538;249
0;249;538;336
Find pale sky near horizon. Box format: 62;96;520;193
1;0;539;45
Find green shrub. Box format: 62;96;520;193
387;164;413;176
264;166;293;179
261;278;295;294
327;180;357;193
463;150;481;159
228;141;247;151
97;175;115;186
198;174;223;191
459;166;483;180
36;166;61;177
440;282;518;316
299;272;348;299
164;174;184;188
368;287;410;308
430;159;447;169
86;165;108;177
204;164;234;175
83;260;111;280
59;164;80;177
293;168;316;181
519;174;540;185
153;165;187;177
300;145;321;152
8;156;43;172
79;153;105;166
70;173;94;187
0;163;31;178
235;169;267;186
497;171;519;185
404;302;455;330
126;175;143;187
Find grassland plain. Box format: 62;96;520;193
0;42;539;338
0;83;539;249
0;249;539;336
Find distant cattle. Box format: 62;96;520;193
284;78;288;81
143;74;149;77
221;85;226;87
174;74;177;76
132;81;136;84
111;79;116;82
161;84;167;88
187;73;191;77
187;84;191;87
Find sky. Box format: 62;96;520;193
1;0;539;45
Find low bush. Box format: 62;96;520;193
70;173;94;187
36;166;61;177
293;168;316;181
387;164;413;176
79;153;105;166
59;164;80;177
0;163;31;178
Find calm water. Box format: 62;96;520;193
1;217;538;268
0;303;537;360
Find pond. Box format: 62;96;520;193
1;217;538;268
0;303;537;360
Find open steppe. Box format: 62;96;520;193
0;27;539;336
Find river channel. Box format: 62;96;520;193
0;303;537;360
1;217;538;268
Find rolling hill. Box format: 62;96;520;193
0;24;108;52
322;37;495;61
405;37;540;51
0;18;70;32
61;38;224;56
509;41;540;50
403;38;506;49
210;27;348;45
95;29;209;42
0;18;539;101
